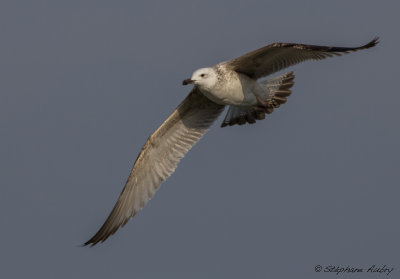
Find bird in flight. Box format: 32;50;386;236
85;37;378;246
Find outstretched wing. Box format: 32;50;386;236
85;88;225;246
226;37;379;79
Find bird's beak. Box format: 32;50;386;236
182;79;195;86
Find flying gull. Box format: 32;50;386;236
84;37;378;246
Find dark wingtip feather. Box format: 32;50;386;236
362;36;380;49
83;240;93;247
329;36;379;53
83;236;99;247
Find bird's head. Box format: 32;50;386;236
182;67;217;90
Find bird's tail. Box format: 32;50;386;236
221;72;294;127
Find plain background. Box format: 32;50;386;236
1;0;399;278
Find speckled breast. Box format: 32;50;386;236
201;71;257;106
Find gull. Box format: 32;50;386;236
84;37;378;246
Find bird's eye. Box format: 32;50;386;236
200;74;205;78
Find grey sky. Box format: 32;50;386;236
1;0;399;278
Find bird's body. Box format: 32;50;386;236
197;64;260;106
85;37;378;246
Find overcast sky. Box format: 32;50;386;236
1;0;399;278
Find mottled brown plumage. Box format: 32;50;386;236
85;37;378;246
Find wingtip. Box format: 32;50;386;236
77;242;88;248
365;36;380;48
83;231;115;247
82;239;95;247
83;232;108;247
83;238;106;247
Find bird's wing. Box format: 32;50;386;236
225;37;378;79
85;88;225;246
